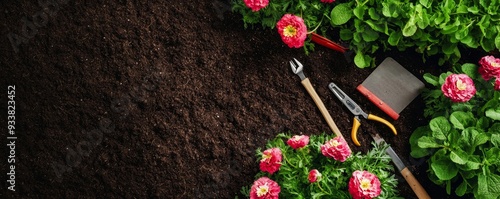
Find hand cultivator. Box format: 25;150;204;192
289;58;344;140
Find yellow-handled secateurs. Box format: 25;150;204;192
328;82;397;146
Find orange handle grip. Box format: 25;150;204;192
351;117;361;146
367;114;397;135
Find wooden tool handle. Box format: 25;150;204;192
401;167;431;199
301;78;343;139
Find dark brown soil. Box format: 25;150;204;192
1;0;478;198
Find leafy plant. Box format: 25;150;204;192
240;133;402;199
233;0;500;68
410;58;500;198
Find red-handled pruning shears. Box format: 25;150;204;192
328;82;397;146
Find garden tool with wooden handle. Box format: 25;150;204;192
328;82;431;199
289;58;344;140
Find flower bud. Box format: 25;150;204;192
308;169;322;183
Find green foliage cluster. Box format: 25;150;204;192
332;0;500;68
232;0;500;68
240;133;401;199
410;63;500;198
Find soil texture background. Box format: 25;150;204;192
0;0;480;198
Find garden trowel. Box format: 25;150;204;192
357;57;425;120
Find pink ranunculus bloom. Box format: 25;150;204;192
348;170;382;199
276;14;308;48
495;78;500;91
250;177;281;199
479;55;500;81
320;136;351;162
243;0;269;12
321;0;335;3
259;148;282;174
287;135;310;149
441;74;476;103
308;169;322;183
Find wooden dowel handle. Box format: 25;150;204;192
401;167;431;199
301;78;343;139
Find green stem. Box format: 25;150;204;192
316;182;331;195
282;153;297;168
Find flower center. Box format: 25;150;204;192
256;184;269;197
283;25;297;37
492;62;500;68
293;135;302;141
262;153;271;161
329;139;340;147
360;179;372;190
456;79;467;90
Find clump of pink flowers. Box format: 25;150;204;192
308;169;322;183
286;135;309;149
243;0;269;12
259;148;282;174
250;177;281;199
441;74;476;103
348;170;382;199
276;14;307;48
320;136;352;162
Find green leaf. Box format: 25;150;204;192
485;147;500;165
431;156;458;180
362;28;379;42
419;0;432;8
339;29;353;40
450;149;468;165
430;116;451;140
485;108;500;120
492;134;500;147
353;6;365;20
477;173;500;198
418;136;442;148
331;3;353;25
410;126;433;158
461;63;479;79
402;17;417;37
354;52;368;68
455;180;468;196
495;33;500;50
368;7;380;20
423;73;439;86
449;111;475;130
388;31;402;46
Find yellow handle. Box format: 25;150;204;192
351;117;361;146
367;114;398;135
401;167;431;199
301;78;344;139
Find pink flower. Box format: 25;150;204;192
348;170;382;199
441;74;476;103
259;148;282;174
250;177;281;199
321;0;335;3
276;14;307;48
479;55;500;81
308;169;322;183
286;135;309;149
320;137;351;162
495;78;500;91
243;0;269;12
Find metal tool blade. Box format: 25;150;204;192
370;132;405;171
